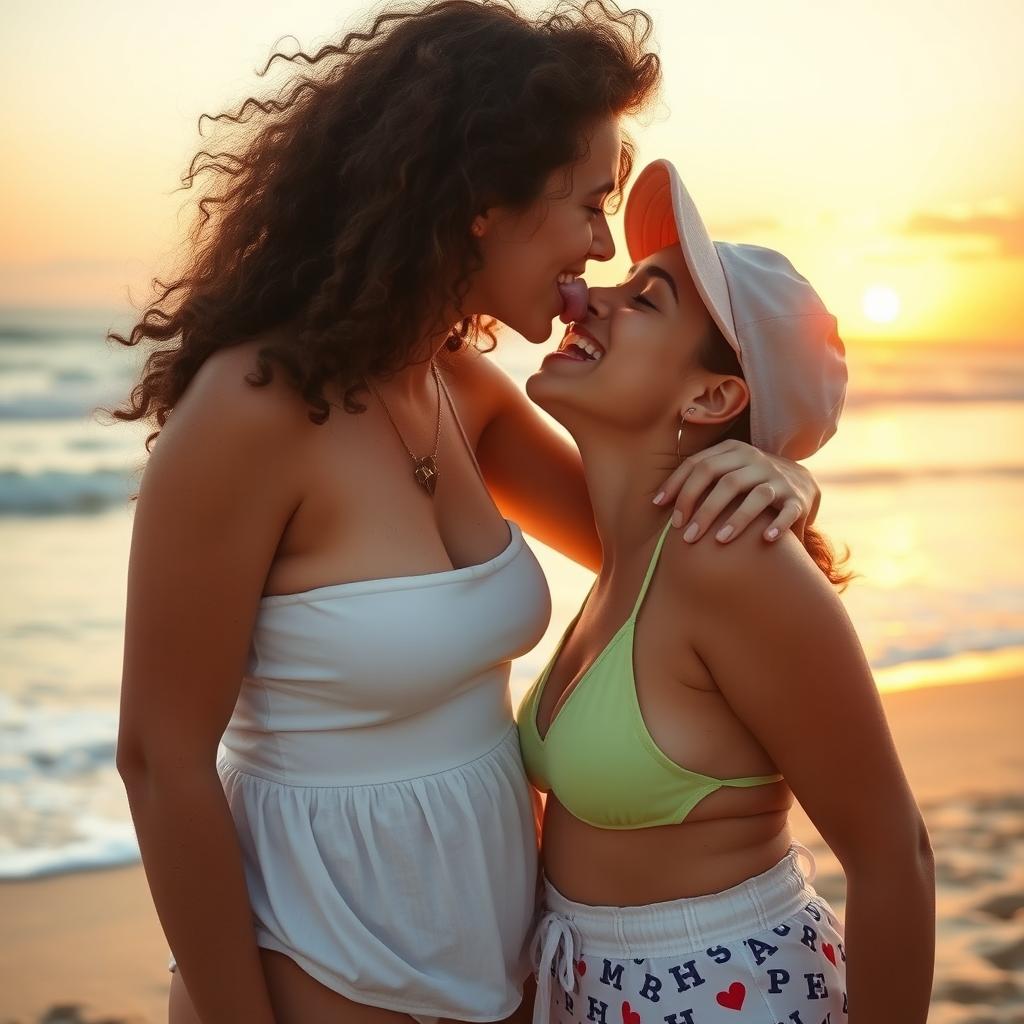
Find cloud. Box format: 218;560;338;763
904;209;1024;259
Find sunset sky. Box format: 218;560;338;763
2;0;1022;343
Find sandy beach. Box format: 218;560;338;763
2;673;1022;1024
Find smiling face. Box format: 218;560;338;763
467;118;620;343
526;244;751;446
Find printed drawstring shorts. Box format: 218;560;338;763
529;841;846;1024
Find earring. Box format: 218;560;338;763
676;407;697;461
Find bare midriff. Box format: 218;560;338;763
540;783;795;907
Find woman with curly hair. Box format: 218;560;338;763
111;2;825;1022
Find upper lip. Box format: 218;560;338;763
560;322;605;354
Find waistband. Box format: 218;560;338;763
219;673;517;786
528;842;819;1024
541;841;818;956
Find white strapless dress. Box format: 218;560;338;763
168;520;551;1022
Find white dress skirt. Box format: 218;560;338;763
167;520;552;1022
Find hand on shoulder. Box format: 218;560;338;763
661;497;812;604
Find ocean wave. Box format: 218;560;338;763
0;398;106;421
844;388;1024;407
0;317;125;344
0;700;119;752
872;634;1024;671
0;468;134;515
0;701;139;880
0;388;128;421
819;464;1024;486
0;819;141;881
0;326;88;343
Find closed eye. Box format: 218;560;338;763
632;293;658;310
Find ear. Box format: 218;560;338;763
683;375;750;425
471;210;493;238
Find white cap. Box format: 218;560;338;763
624;159;848;460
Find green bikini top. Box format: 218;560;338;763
516;517;783;830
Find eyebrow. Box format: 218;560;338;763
626;263;679;304
588;180;616;198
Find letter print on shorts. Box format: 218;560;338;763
541;897;847;1023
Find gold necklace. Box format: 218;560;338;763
366;361;442;496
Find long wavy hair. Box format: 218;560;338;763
697;323;856;590
104;0;661;450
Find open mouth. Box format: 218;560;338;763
557;329;605;362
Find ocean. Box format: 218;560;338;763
2;306;1022;880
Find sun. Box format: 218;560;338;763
862;285;901;324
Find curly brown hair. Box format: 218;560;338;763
697;323;857;590
104;0;661;449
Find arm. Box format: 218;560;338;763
457;350;820;571
116;349;309;1023
676;515;934;1024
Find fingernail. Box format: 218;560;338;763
671;509;684;528
683;522;699;542
653;491;665;506
716;525;733;542
766;527;780;541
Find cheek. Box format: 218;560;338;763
538;206;592;263
601;358;661;402
481;245;544;308
475;247;558;340
597;337;681;412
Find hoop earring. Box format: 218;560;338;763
676;407;697;461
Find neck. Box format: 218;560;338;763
573;424;679;575
368;323;453;402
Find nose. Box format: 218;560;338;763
584;284;614;321
587;212;615;263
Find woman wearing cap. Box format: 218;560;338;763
518;160;935;1024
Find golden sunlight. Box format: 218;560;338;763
863;285;902;324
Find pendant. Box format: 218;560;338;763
414;456;438;496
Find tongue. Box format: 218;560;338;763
557;277;589;325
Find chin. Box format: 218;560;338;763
508;311;555;344
524;369;572;423
525;324;556;344
524;369;551;410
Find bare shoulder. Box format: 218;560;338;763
153;341;328;470
659;499;826;611
138;340;325;532
174;340;319;433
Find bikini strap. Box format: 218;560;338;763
629;517;676;621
